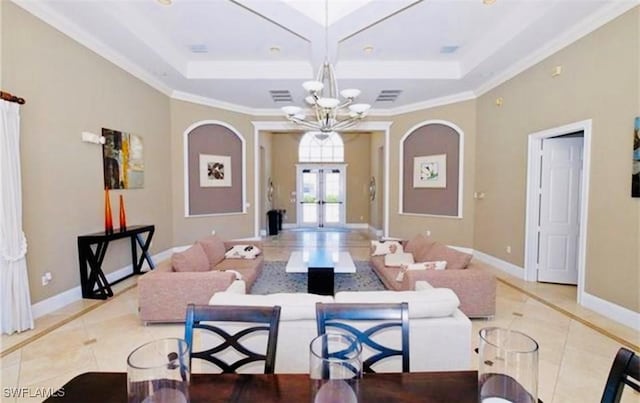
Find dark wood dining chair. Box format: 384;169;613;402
601;347;640;403
184;304;281;374
315;302;410;373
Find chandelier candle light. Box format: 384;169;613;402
282;1;370;136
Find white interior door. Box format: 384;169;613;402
296;164;346;227
537;137;583;284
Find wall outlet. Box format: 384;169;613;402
506;246;512;254
426;230;431;237
41;272;52;286
359;215;364;221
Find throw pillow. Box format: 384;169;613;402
171;243;209;272
425;243;472;270
384;252;415;267
395;260;447;282
197;235;226;268
371;240;404;256
225;244;262;259
404;234;437;262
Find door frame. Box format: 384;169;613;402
295;163;347;227
524;119;592;303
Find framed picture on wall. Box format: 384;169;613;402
199;154;231;187
413;154;447;188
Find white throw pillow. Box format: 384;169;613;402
371;240;404;256
209;292;333;321
225;244;261;259
335;289;460;318
395;260;447;282
384;253;415;267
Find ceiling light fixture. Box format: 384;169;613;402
157;0;172;6
363;45;374;54
282;0;370;134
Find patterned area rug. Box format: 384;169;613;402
250;261;385;294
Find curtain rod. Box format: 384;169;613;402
0;91;26;105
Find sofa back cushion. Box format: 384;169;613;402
172;243;210;272
197;235;227;268
209;292;333;321
404;235;437;262
335;289;460;318
424;243;472;270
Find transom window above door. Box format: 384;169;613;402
298;131;344;162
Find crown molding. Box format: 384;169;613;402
11;0;173;97
474;1;639;97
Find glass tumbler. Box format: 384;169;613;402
126;337;190;403
478;327;539;403
309;333;363;403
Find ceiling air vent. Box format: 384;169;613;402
440;45;459;54
375;90;402;103
270;90;293;103
189;44;208;54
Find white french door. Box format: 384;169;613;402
296;164;347;227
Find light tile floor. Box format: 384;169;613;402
1;229;638;402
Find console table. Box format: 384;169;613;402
77;225;155;299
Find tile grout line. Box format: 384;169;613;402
0;283;138;358
496;278;639;352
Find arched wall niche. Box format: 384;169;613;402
400;121;463;217
184;121;246;216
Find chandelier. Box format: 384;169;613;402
281;1;370;134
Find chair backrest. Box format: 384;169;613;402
601;347;640;403
184;304;281;374
315;302;410;373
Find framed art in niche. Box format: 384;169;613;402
199;154;231;187
413;154;447;188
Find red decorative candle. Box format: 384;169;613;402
119;194;127;231
104;188;113;233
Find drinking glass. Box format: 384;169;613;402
127;338;190;403
478;327;539;403
309;333;362;403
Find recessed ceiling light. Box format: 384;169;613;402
363;45;374;54
270;46;281;54
483;0;496;5
157;0;172;5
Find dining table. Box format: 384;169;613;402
43;370;479;402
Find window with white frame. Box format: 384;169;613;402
298;132;344;162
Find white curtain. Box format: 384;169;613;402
0;99;34;334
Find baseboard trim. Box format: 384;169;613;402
31;248;173;319
345;223;369;229
368;225;383;237
472;250;525;279
448;245;474;255
581;291;640;332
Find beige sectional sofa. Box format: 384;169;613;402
138;235;264;323
370;235;496;318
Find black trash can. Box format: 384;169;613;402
276;209;285;231
267;210;279;235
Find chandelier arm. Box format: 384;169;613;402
288;118;321;130
331;119;359;131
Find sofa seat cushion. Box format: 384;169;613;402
197;235;227;268
334;289;460;318
425;243;472;270
209;292;333;321
172;243;210;272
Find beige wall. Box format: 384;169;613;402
270;132;372;224
2;2;172;303
475;8;640;311
386;100;477;247
370;132;385;230
259;132;273;231
170;99;256;243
